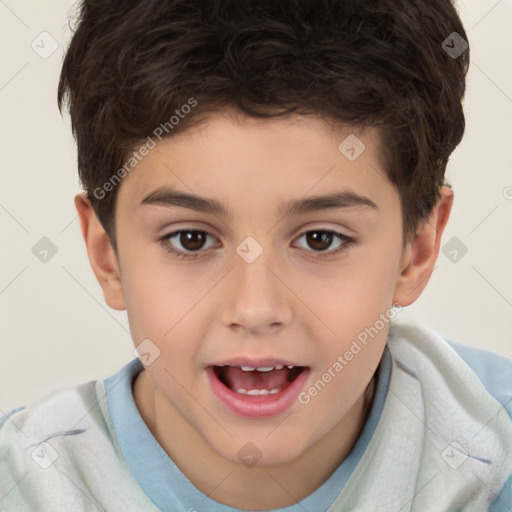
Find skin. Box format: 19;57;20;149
75;109;452;510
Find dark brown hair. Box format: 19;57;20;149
58;0;469;253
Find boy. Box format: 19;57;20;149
1;0;511;510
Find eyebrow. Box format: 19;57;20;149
139;185;378;217
139;186;230;216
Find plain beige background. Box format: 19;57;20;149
1;0;511;412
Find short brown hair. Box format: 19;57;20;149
58;0;469;253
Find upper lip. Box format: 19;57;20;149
208;358;305;368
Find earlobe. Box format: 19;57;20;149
74;192;126;311
393;186;454;307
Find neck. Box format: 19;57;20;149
133;370;376;510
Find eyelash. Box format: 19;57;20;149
158;229;356;260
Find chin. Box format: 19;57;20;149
210;432;312;467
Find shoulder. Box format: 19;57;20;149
0;380;110;508
388;315;511;398
387;315;512;511
0;379;104;442
0;362;159;511
445;338;512;419
388;314;512;418
0;379;101;443
443;338;512;512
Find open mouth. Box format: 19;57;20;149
212;364;306;395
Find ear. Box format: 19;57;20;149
74;192;126;311
393;186;453;307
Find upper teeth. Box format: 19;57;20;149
240;365;286;372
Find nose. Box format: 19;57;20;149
220;247;293;336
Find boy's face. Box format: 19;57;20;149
100;110;416;464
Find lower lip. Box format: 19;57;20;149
206;367;310;419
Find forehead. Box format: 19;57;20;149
116;110;395;218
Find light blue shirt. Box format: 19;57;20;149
103;338;512;511
1;329;510;511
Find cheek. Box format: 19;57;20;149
122;256;204;336
300;318;389;433
121;257;216;383
295;238;399;407
299;250;400;341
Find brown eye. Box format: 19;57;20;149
305;231;334;251
294;229;355;258
162;230;216;256
177;231;207;251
